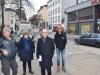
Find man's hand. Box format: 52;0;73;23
2;50;8;56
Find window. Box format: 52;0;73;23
68;11;77;22
11;20;13;24
58;7;60;13
55;16;57;22
53;10;54;15
58;16;60;22
51;17;52;23
53;2;54;6
51;4;52;7
51;11;52;15
11;12;13;17
58;0;60;3
55;1;57;5
90;34;97;38
49;18;51;23
53;17;54;23
55;8;57;14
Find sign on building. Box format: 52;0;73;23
91;0;100;4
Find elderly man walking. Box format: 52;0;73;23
36;29;55;75
0;27;18;75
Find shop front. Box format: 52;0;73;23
68;23;76;34
81;22;90;34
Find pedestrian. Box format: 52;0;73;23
36;29;55;75
17;32;35;75
54;25;67;72
0;27;18;75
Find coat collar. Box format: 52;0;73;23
40;36;49;46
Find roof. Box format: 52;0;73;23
47;0;52;3
5;8;16;12
37;4;48;12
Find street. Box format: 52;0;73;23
0;33;100;75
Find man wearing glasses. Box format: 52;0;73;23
36;29;55;75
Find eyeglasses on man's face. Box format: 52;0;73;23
42;32;48;33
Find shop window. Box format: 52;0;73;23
79;15;93;20
81;22;90;34
68;24;76;34
68;11;77;22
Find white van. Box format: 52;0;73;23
17;21;32;34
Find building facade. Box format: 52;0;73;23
4;8;18;32
64;0;100;35
37;5;48;28
47;0;87;31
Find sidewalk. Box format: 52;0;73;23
66;34;80;38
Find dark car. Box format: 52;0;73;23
74;33;100;48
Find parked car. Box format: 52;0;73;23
74;33;100;48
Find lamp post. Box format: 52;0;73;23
19;0;22;21
1;0;4;33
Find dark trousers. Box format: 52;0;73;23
41;67;51;75
1;60;18;75
23;60;32;72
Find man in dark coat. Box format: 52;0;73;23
36;29;55;75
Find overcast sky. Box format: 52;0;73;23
32;0;48;13
26;0;48;19
27;0;87;19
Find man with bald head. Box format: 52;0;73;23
36;29;55;75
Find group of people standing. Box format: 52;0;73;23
0;25;67;75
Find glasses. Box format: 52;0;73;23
42;32;48;33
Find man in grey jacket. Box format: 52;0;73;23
0;27;18;75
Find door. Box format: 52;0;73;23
80;34;90;44
88;33;97;45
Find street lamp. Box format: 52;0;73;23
1;0;4;33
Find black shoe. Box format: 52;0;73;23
23;72;26;75
29;70;34;74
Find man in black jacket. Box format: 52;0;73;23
54;25;67;72
0;27;18;75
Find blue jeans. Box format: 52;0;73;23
56;48;65;64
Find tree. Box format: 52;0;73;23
5;0;34;20
1;0;34;32
29;14;43;28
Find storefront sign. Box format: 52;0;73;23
91;0;100;4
